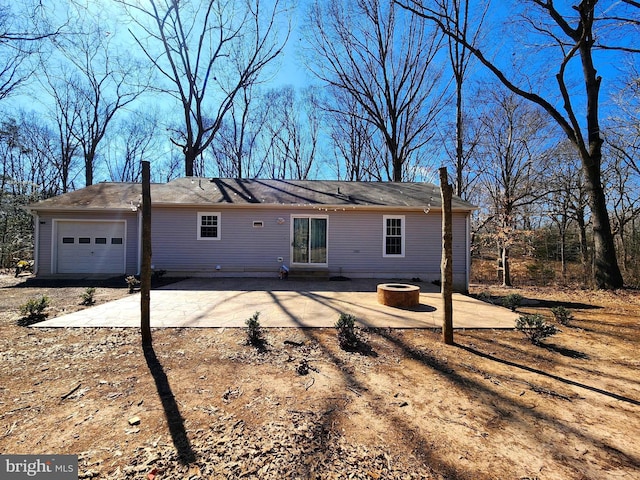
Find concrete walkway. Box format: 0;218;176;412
34;278;517;329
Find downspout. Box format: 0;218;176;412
465;213;471;293
33;213;40;275
137;208;142;275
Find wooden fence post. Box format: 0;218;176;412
141;161;152;347
440;166;454;345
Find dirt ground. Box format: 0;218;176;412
0;272;638;480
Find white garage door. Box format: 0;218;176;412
56;221;126;274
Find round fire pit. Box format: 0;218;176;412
377;283;420;308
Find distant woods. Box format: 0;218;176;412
1;0;639;288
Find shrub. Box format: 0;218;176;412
476;291;493;303
502;293;523;311
515;313;559;345
19;296;50;325
80;287;96;306
335;313;359;351
245;311;265;348
125;275;140;293
551;306;573;326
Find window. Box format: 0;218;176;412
383;215;405;257
95;238;107;244
62;237;74;244
197;212;221;240
111;238;123;245
79;237;90;244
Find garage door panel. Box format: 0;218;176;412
56;221;125;274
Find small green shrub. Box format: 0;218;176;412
502;293;523;311
476;291;493;303
80;287;96;306
19;296;50;325
335;313;359;351
551;306;573;326
125;275;140;293
245;311;265;348
515;313;559;345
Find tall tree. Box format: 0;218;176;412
0;1;62;100
474;88;556;286
306;0;447;181
326;88;379;180
262;86;323;179
443;0;487;198
105;110;162;182
43;13;149;186
400;0;639;289
209;83;273;178
119;0;291;177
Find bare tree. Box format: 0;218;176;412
443;0;487;198
306;0;447;181
119;0;291;177
0;115;60;267
43;13;149;187
327;88;380;181
262;86;322;179
0;1;62;100
105;110;162;182
546;142;591;280
398;0;638;288
210;83;273;178
605;149;640;274
474;88;556;286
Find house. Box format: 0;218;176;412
27;178;476;291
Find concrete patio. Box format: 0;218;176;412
33;278;517;329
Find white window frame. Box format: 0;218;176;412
383;215;405;258
197;212;221;240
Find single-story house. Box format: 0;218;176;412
27;178;476;291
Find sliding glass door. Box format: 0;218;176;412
292;216;327;265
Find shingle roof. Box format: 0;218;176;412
29;178;476;211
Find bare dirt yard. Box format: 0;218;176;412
1;273;639;479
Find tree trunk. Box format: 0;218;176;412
440;167;454;345
85;154;94;186
501;246;511;287
455;84;464;197
184;145;198;177
141;161;152;347
583;153;624;289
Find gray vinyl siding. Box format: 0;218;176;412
151;207;296;274
150;206;469;288
35;211;138;276
34;205;469;289
327;210;467;281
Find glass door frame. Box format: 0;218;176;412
290;214;329;266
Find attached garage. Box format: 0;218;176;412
54;220;127;274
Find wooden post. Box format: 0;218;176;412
141;161;152;347
440;166;454;345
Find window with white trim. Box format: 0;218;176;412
197;212;221;240
383;215;405;257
